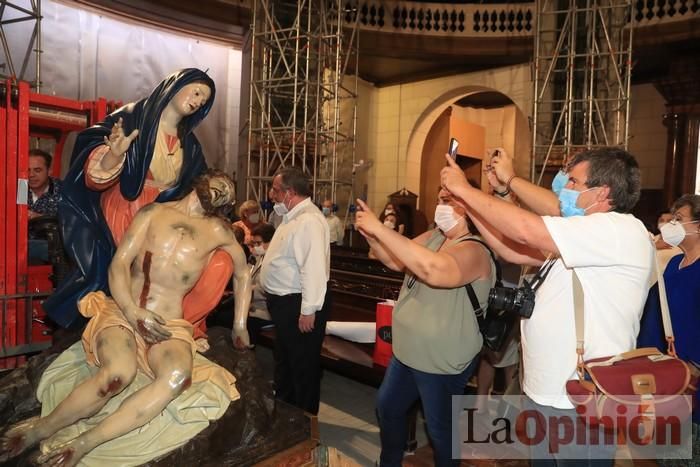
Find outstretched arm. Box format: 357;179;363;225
466;207;546;267
109;204;172;343
355;199;491;287
220;224;253;349
441;155;560;256
365;235;409;272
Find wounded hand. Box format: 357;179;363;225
232;323;252;350
128;308;171;344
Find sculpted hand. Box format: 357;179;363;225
126;307;172;344
488;147;515;185
232;323;252;350
440;153;469;194
103;117;139;158
195;338;210;353
298;313;315;333
354;199;383;238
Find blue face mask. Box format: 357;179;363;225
322;207;331;216
551;169;569;196
558;187;598;217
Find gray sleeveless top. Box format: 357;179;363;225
392;230;496;374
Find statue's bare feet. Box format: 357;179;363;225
0;416;43;460
36;438;89;467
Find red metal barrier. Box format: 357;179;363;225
0;79;116;368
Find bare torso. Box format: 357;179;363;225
126;204;231;321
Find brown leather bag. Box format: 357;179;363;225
566;266;698;442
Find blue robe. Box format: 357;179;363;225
45;68;216;328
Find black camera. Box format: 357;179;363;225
488;280;536;318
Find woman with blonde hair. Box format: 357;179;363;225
233;199;264;246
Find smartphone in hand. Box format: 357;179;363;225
448;138;459;160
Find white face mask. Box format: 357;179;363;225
253;245;266;256
248;212;260;224
660;220;699;247
384;208;394;216
434;204;459;233
273;192;289;216
383;220;396;230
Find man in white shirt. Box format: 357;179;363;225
259;167;331;415
441;147;654;466
322;199;345;246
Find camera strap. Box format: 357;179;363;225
528;255;557;293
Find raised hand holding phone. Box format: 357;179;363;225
441;152;469;195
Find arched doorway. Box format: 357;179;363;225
413;90;531;230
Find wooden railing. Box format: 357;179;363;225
342;0;700;37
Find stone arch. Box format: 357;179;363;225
405;83;532;205
365;64;532;215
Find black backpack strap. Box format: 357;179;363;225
464;279;485;319
456;236;501;320
457;236;502;284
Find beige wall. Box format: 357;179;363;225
362;64;532;214
450;104;531;189
354;77;375;201
360;69;668;215
628;84;667;190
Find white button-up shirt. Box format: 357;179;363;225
260;197;331;315
326;214;344;245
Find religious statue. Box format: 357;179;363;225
1;171;251;466
45;69;235;343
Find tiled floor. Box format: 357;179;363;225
254;346;429;466
253;347;669;467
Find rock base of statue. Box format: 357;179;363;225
0;326;312;466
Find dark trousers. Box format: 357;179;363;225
376;356;479;467
525;396;615;467
266;287;330;415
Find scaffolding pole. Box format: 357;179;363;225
531;0;632;184
0;0;42;91
246;0;359;213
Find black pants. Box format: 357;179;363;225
266;287;330;415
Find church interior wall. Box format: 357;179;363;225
362;67;671;215
12;0;241;176
627;84;668;190
362;64;532;214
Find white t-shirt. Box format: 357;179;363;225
522;212;654;409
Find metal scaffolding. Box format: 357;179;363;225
0;0;42;90
531;0;633;184
246;0;359;212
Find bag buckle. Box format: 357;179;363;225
631;374;656;395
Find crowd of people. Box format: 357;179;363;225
22;139;700;466
15;67;698;467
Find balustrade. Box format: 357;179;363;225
342;0;699;36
